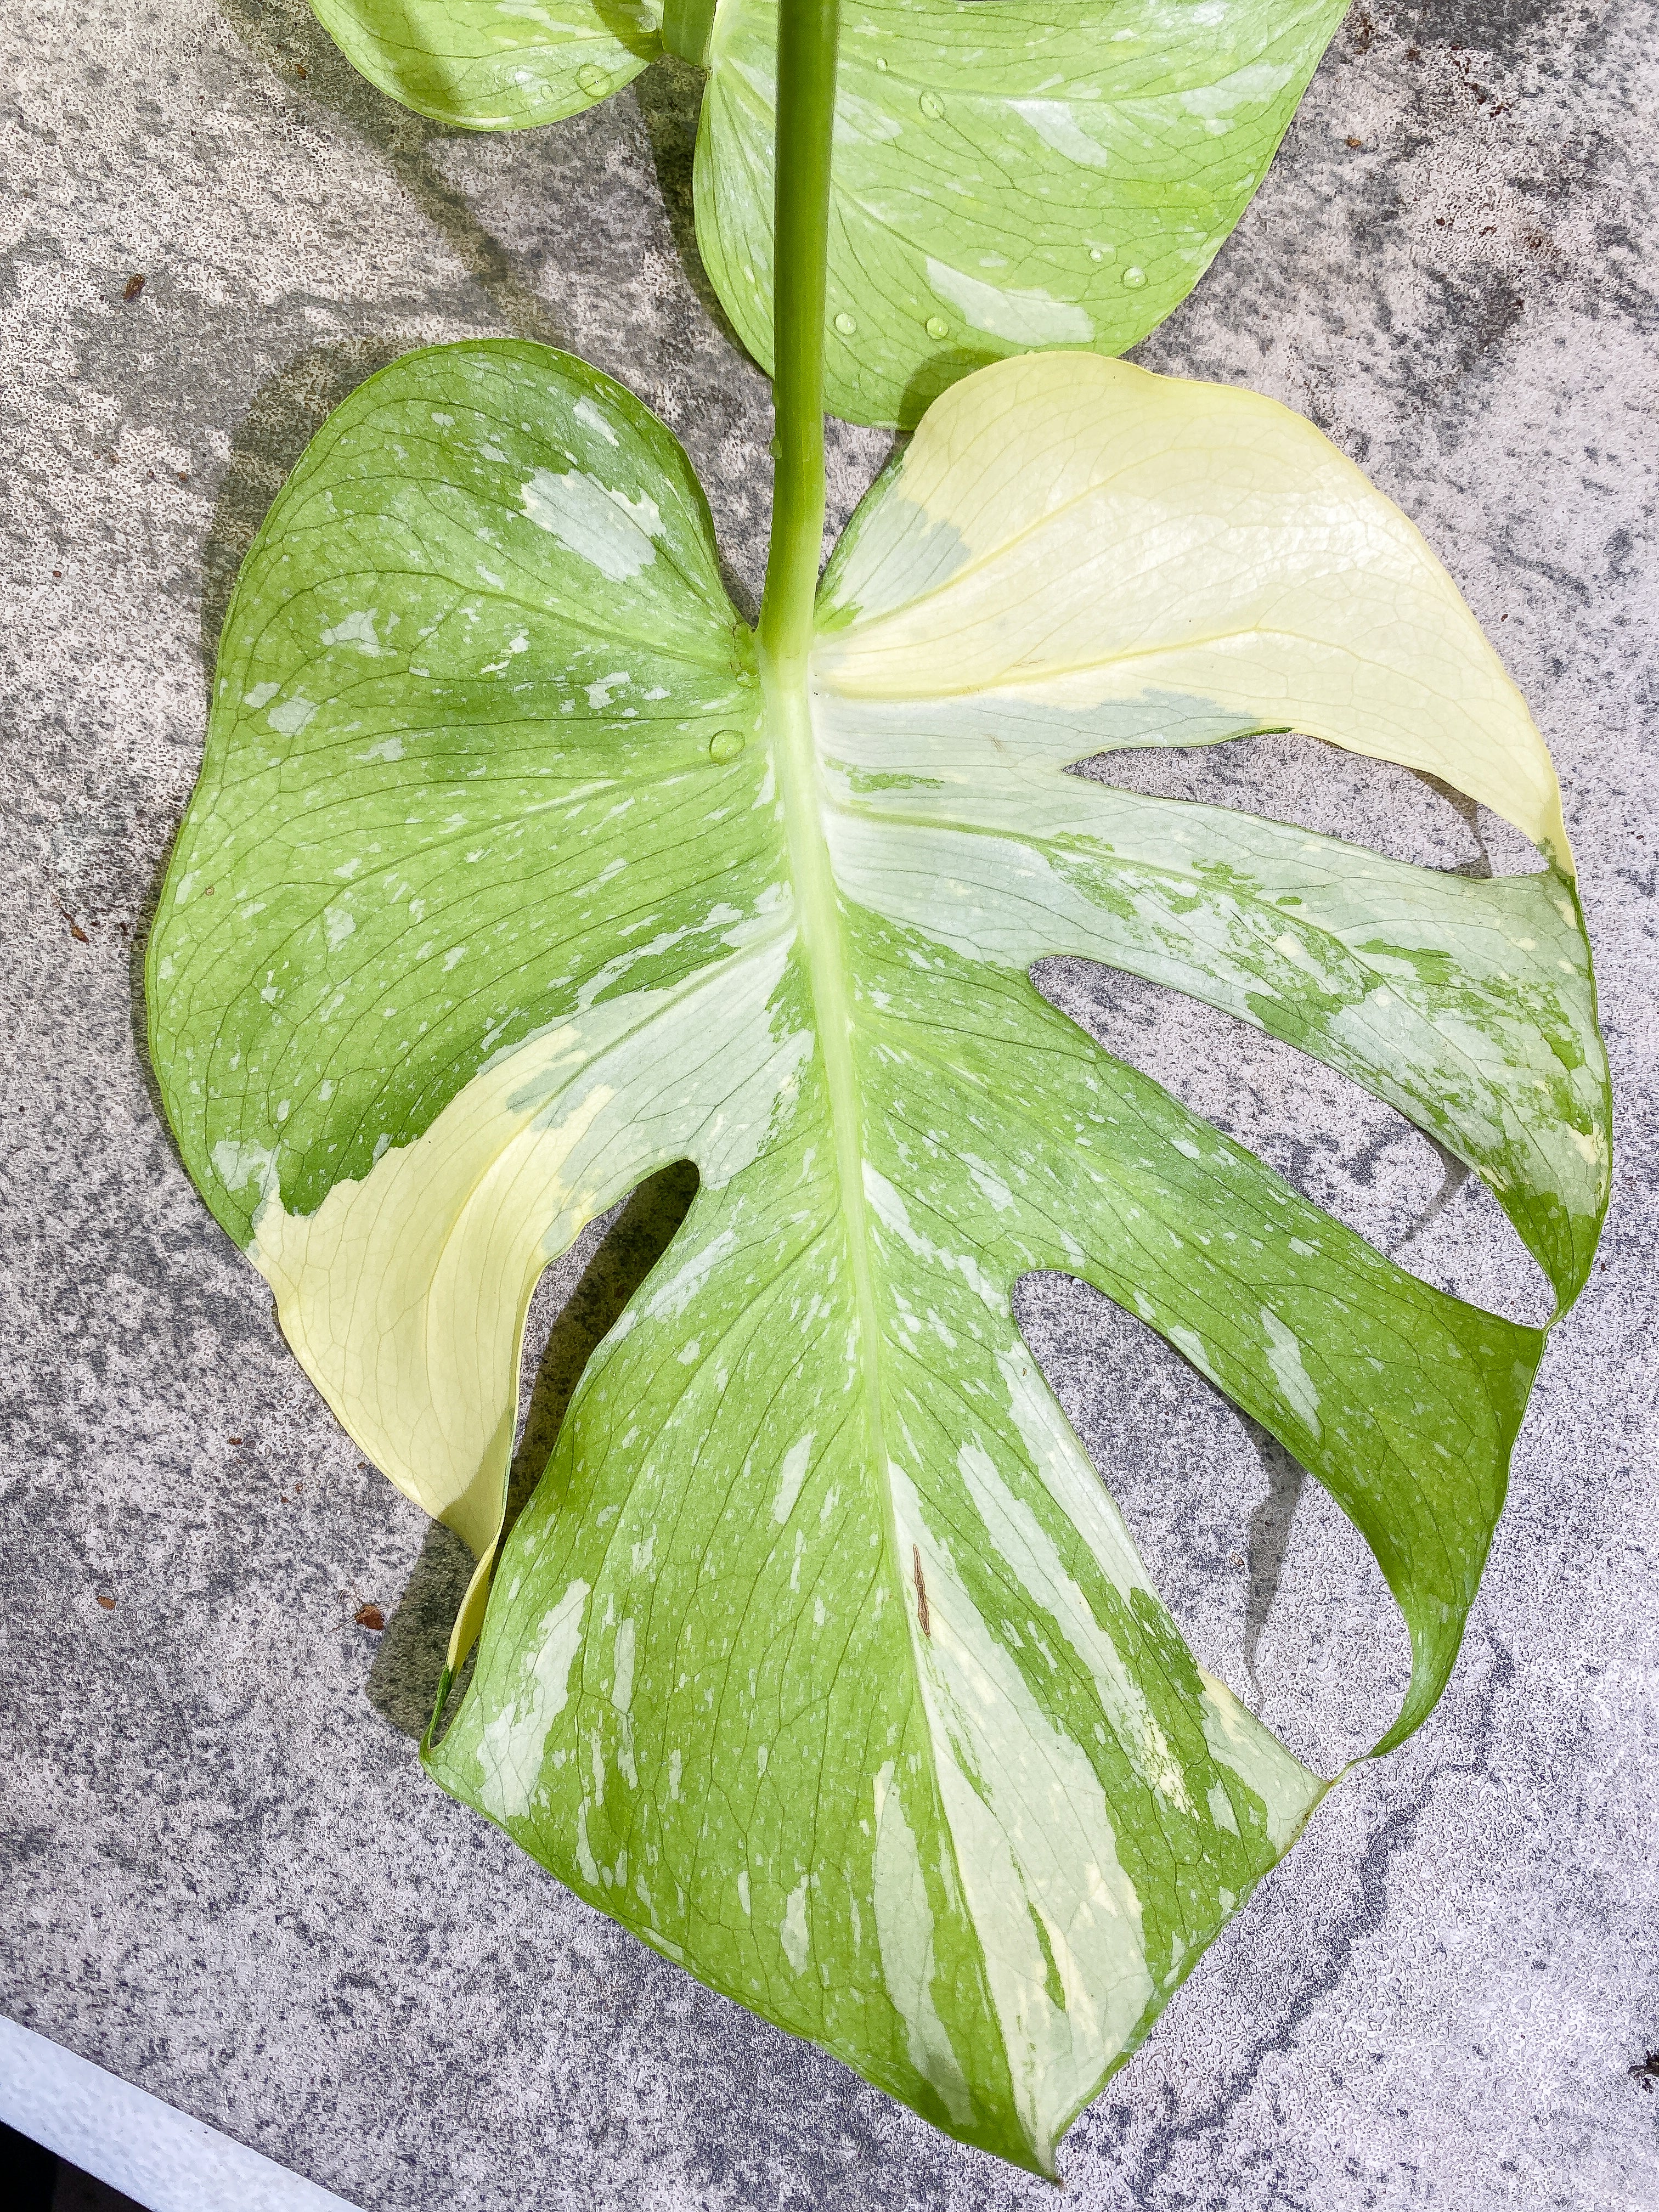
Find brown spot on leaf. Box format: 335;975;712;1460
122;274;145;302
912;1545;931;1638
355;1604;386;1632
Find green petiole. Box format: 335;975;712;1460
757;0;839;669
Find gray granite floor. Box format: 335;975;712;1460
3;2;1656;2208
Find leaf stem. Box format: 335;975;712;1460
753;0;890;1492
757;0;839;669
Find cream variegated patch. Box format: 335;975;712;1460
248;935;795;1558
815;353;1571;868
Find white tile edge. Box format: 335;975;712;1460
0;2015;367;2212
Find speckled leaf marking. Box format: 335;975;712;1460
149;343;1607;2173
306;0;1346;427
699;0;1348;425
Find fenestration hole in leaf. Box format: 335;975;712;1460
1015;1269;1409;1775
1035;957;1558;1332
1074;731;1548;878
508;1161;703;1536
366;1163;701;1742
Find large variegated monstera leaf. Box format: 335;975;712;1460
308;0;1348;425
148;341;1607;2173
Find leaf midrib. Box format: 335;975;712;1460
765;653;893;1500
770;647;1053;2138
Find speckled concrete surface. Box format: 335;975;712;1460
3;2;1656;2208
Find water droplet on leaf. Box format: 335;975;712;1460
834;312;857;336
709;730;746;764
918;91;944;119
1122;264;1147;288
1088;245;1113;263
924;315;950;340
575;63;610;97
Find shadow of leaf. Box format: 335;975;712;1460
216;0;569;351
1240;1419;1306;1705
633;56;743;357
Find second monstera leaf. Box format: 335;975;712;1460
309;0;1348;424
148;341;1607;2171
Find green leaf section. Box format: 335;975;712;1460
306;0;1346;425
147;340;762;1553
148;341;1608;2170
310;0;663;125
701;0;1348;424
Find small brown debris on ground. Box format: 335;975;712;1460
355;1604;386;1632
1346;137;1363;149
228;1436;243;1446
56;900;88;943
95;1593;116;1611
122;273;145;302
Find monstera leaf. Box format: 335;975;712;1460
148;340;1607;2171
308;0;1348;424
